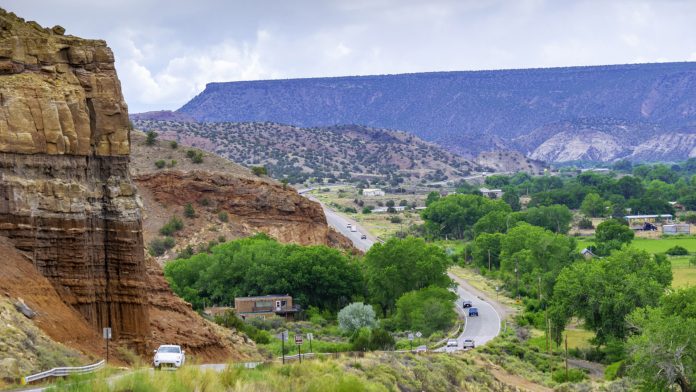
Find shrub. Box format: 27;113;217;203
148;237;175;256
690;255;696;267
168;160;177;168
154;160;166;169
177;245;194;259
200;198;210;207
350;327;372;352
159;216;184;236
393;287;457;336
682;212;696;224
170;140;178;149
251;166;267;176
399;200;408;206
386;200;395;207
344;207;357;214
191;151;203;164
362;207;372;214
605;360;625;381
390;216;402;224
184;203;196;218
666;245;689;256
552;368;587;383
577;217;593;229
368;328;395;351
338;303;377;335
145;131;157;146
218;211;229;222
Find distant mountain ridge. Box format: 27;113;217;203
169;62;696;162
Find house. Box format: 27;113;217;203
479;187;504;199
362;188;385;197
624;214;673;229
580;248;596;260
372;206;406;213
235;295;300;320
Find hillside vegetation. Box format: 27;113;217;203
132;120;479;184
170;62;696;162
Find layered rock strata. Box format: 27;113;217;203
0;9;148;351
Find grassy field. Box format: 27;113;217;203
309;187;425;239
576;236;696;253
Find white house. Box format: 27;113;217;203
362;188;385;197
479;187;504;199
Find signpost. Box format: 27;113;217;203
277;331;288;364
408;333;414;352
103;327;112;362
295;334;304;363
306;333;314;353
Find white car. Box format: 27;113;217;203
462;339;475;349
153;345;185;369
445;339;459;352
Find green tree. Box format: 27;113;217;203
145;131;157;146
385;200;395;208
580;193;609;217
159;216;184;236
364;237;451;315
393;286;457;336
154;159;166;169
502;188;521;211
425;191;440;206
550;248;671;344
518;204;573;234
251;166;267;176
421;194;511;239
338;303;377;334
473;210;518;236
472;232;504;270
594;218;634;255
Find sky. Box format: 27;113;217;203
5;0;696;113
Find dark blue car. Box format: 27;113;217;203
468;307;479;317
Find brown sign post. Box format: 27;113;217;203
295;334;303;363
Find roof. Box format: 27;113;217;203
624;214;673;219
479;187;503;192
235;294;291;300
363;188;384;192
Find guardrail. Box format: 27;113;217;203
22;360;106;385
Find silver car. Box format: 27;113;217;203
462;339;475;349
153;345;185;369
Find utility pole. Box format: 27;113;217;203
565;335;569;380
488;249;491;271
515;258;519;300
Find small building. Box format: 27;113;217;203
479;187;504;199
235;295;299;320
362;188;385;197
663;224;691;235
624;214;673;229
580;248;596;260
372;206;406;213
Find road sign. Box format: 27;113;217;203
103;327;112;340
415;331;422;338
295;335;303;345
408;333;414;341
306;333;313;341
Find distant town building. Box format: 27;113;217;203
663;224;691;235
234;295;299;320
362;188;385;197
624;214;673;229
479;187;504;199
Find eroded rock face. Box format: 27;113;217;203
0;9;148;352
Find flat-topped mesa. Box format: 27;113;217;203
0;9;149;352
0;8;130;156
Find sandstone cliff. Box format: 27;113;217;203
0;9;254;363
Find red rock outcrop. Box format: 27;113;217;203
0;9;149;352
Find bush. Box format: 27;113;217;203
390;216;402;224
577;217;593;229
350;327;372;351
184;203;196;218
170;140;178;149
145;131;157;146
251;166;267;176
218;211;229;222
154;160;166;169
682;212;696;224
148;237;175;256
666;245;688;256
177;245;194;259
369;328;395;351
393;286;457;336
159;216;184;236
186;149;203;163
338;303;377;335
690;255;696;267
399;200;408;206
386;200;395;207
605;360;625;381
552;368;587;383
362;207;372;214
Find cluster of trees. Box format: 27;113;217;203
422;193;573;240
165;235;456;339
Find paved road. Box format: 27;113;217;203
450;283;502;349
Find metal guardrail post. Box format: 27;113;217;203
22;360;106;385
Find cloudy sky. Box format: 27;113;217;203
5;0;696;112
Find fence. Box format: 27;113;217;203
22;360;106;385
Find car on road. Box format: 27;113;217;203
360;234;367;239
468;307;479;317
462;339;475;349
153;344;185;370
350;226;358;232
462;300;472;308
347;223;352;228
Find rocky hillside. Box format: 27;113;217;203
132;120;479;184
0;8;255;374
476;150;547;174
130;131;354;257
167;63;696;163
